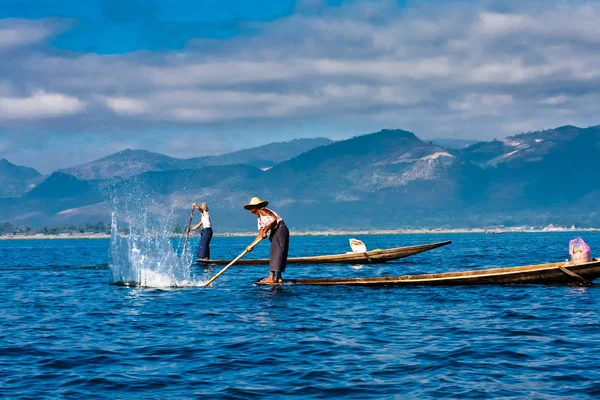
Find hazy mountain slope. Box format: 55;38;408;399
59;149;186;180
266;129;459;200
0;165;264;226
477;125;600;208
185;137;333;170
430;139;477;149
0;172;102;223
100;164;265;230
0;159;44;197
59;138;333;180
2;126;600;229
460;125;585;167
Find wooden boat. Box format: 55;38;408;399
197;240;451;265
255;259;600;286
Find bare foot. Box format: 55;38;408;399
276;277;283;283
259;276;277;284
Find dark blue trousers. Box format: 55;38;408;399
197;227;213;259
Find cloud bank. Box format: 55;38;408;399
1;0;599;170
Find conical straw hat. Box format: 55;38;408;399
244;197;268;210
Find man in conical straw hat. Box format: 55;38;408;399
190;201;213;260
244;197;289;284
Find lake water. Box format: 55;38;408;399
1;232;600;398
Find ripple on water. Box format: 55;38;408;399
1;233;600;398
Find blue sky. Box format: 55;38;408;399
0;0;599;172
0;0;299;53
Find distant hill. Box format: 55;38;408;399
59;138;333;180
105;164;265;227
2;126;599;229
266;129;456;195
459;125;585;167
258;129;480;228
186;137;333;170
430;139;478;149
0;159;44;197
0;172;103;224
27;172;99;200
461;125;600;210
59;149;183;180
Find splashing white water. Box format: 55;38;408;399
108;212;206;288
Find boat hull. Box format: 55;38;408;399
196;240;451;265
259;259;600;286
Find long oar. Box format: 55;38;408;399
203;237;263;287
182;206;195;254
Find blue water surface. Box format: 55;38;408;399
1;232;600;398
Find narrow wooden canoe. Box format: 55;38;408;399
196;240;451;265
256;259;600;286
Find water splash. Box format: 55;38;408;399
101;165;209;288
108;212;206;288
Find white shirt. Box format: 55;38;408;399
257;208;282;231
201;211;212;229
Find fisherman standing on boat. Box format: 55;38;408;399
190;202;213;261
244;197;289;284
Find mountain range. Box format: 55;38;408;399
1;125;598;230
58;138;332;180
0;159;44;198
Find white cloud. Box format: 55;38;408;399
140;61;302;87
539;95;570;106
477;12;534;36
2;0;600;168
4;2;600;132
449;94;514;113
0;19;60;50
103;96;148;116
0;91;85;120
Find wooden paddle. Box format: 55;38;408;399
182;205;195;254
203;237;263;287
